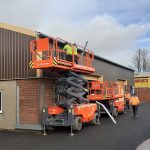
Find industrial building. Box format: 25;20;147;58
0;23;134;130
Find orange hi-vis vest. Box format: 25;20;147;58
125;93;131;101
130;96;140;106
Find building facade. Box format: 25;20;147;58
0;23;134;130
135;72;150;101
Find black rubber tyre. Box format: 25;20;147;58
72;117;82;131
112;108;118;117
90;113;99;125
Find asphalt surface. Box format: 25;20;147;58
0;102;150;150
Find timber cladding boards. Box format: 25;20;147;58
0;23;37;80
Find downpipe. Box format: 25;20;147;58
96;101;117;124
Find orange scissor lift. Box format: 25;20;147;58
30;37;99;133
88;81;125;117
30;37;125;134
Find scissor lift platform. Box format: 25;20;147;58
30;38;95;74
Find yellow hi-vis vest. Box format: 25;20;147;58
63;44;72;55
130;96;140;106
72;45;77;55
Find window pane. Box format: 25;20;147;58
0;92;1;111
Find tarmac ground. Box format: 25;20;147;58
0;102;150;150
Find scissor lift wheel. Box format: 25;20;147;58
72;117;82;131
90;113;99;125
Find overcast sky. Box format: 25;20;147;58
0;0;150;67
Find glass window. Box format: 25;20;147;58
0;91;2;113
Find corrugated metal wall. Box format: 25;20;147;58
0;28;36;80
93;57;134;85
0;27;134;85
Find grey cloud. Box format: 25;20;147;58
38;15;150;63
96;0;150;25
0;0;150;66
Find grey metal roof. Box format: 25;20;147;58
94;55;134;72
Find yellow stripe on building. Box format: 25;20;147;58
135;77;150;88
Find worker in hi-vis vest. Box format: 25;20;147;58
63;42;73;62
72;43;78;64
125;91;131;110
130;93;140;118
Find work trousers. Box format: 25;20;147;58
125;100;130;110
67;55;78;64
67;55;72;62
74;55;78;64
132;105;138;116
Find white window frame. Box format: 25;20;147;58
0;91;2;113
